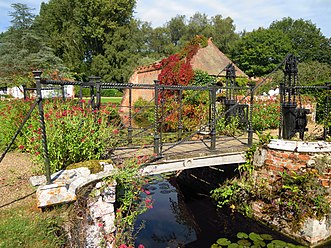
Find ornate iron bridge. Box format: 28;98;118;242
1;55;330;182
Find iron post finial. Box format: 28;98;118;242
32;70;42;79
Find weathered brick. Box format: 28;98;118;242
268;165;284;172
289;153;297;160
264;159;274;166
320;179;330;187
298;154;311;161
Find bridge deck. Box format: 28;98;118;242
112;135;250;175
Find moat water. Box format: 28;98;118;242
134;171;300;248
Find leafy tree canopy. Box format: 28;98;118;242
0;3;70;87
269;17;331;64
232;28;293;77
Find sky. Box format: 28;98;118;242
0;0;330;37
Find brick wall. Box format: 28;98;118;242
254;142;331;187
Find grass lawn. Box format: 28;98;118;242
101;96;122;104
0;153;67;248
78;96;123;104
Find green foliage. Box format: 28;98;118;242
265;170;329;230
230;17;330;77
232;28;293;77
133;97;155;128
252;97;280;131
211;177;254;216
0;98;120;173
36;0;137;81
269;17;331;64
216;116;241;137
105;156;152;247
193;70;216;86
0;3;71;87
0;206;66;248
211;232;307;248
211;134;330;232
76;87;123;98
270;61;331;87
101;89;123;97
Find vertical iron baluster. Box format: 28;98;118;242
95;77;101;110
128;83;133;145
61;84;65;101
154;80;160;156
248;83;254;147
279;83;284;139
323;82;330;140
210;86;217;151
178;89;183;141
79;82;83;107
23;85;27;100
33;71;51;184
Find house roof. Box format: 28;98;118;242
135;38;247;78
190;38;247;77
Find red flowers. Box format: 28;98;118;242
112;129;119;134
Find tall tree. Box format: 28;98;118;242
36;0;137;81
210;15;239;55
0;3;67;87
232;28;293;77
269;17;331;64
9;3;35;30
167;15;187;47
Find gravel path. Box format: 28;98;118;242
0;152;39;209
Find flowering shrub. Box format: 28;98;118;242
108;156;152;247
0;98;120;173
252;97;280;131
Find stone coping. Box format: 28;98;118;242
268;139;331;153
29;162;115;208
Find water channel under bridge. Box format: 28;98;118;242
112;135;249;175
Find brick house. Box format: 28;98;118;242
121;38;248;109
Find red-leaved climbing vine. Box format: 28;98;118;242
157;35;208;88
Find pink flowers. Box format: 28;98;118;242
119;244;144;248
18;145;25;150
112;129;119;134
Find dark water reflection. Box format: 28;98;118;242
135;173;299;248
135;175;197;247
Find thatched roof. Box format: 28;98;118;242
134;37;247;79
190;38;247;77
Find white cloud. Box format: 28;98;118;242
135;0;331;36
0;0;330;37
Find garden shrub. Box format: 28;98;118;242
133;97;154;128
211;137;330;232
0;98;120;173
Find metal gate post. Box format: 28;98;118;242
79;82;83;107
278;83;284;139
210;86;217;151
128;83;133;145
23;85;27;100
153;80;161;156
61;85;65;101
95;77;101;110
88;76;96;110
178;89;183;141
248;83;254;147
33;71;51;184
324;82;330;140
